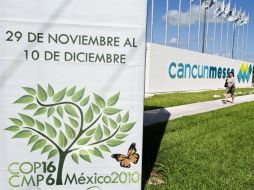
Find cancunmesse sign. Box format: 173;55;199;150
145;43;253;93
0;1;147;190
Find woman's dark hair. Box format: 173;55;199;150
229;72;234;77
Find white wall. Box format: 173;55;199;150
145;43;253;93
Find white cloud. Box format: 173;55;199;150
168;37;177;45
163;4;221;26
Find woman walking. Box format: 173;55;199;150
224;72;235;103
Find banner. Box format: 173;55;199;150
0;1;147;189
146;43;253;93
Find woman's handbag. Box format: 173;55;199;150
224;79;228;87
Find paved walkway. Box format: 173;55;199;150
144;94;254;126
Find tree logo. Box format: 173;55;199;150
5;84;136;185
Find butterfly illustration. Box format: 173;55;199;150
111;142;140;168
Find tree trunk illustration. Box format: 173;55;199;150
56;152;67;185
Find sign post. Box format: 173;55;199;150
0;1;147;190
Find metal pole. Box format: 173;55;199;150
219;17;224;55
244;22;249;60
164;0;169;45
205;8;210;52
212;18;217;54
197;0;201;51
231;22;236;59
188;0;192;50
202;8;207;53
177;0;182;48
225;20;229;57
150;0;154;43
236;25;240;59
240;24;245;60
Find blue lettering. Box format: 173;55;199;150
177;63;184;78
168;62;176;78
192;65;198;79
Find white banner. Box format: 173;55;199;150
0;1;147;190
146;43;253;93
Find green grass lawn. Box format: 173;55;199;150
144;88;254;110
143;101;254;190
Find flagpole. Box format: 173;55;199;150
188;0;192;50
197;0;201;51
231;22;236;59
225;20;229;57
164;0;169;45
240;24;245;60
202;7;207;53
236;24;240;59
205;8;210;52
177;0;182;48
219;17;224;55
150;0;154;43
212;17;217;54
244;15;249;60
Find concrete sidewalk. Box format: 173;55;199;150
144;94;254;126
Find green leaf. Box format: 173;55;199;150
94;125;103;141
53;116;61;128
108;118;117;129
69;117;79;128
77;137;91;145
102;116;108;126
22;87;36;95
93;93;105;108
53;88;66;102
103;125;110;137
80;96;90;106
5;126;20;132
89;148;103;158
31;139;47;152
47;107;55;118
34;107;47;116
45;122;57;138
71;153;79;164
66;86;76;97
107;139;124;147
122;112;129;123
72;88;85;102
13;130;32;138
92;103;100;114
120;122;136;132
103;108;121;115
85;128;96;136
37;84;47;102
116;114;121;123
41;145;53;154
84;106;93;123
48;149;58;159
47;84;54;97
99;145;111;153
19;114;35;127
9;118;23;126
28;135;39;145
65;124;76;139
58;131;67;148
14;95;34;104
79;150;91;163
64;105;79;118
115;133;128;139
57;106;64;118
107;92;120;106
35;120;45;132
24;103;38;110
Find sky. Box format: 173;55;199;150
146;0;254;62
